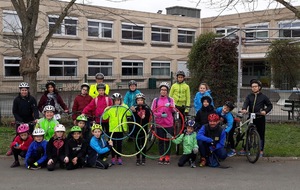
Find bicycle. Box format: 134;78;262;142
232;112;261;163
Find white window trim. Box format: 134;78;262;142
244;23;269;41
178;28;196;32
121;23;144;41
87;59;113;77
3;10;22;33
151;61;171;76
87;19;113;39
152;25;172;30
121;22;144;27
49;58;78;77
48;15;78;36
3;56;21;78
121;60;144;75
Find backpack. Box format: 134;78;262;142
95;96;109;107
208;152;220;167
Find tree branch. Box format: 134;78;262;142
275;0;300;19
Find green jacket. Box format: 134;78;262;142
36;118;59;141
102;104;132;133
169;82;190;112
172;132;198;155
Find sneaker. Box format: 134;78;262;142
199;158;206;167
141;162;145;166
238;149;246;156
117;158;123;165
158;156;165;165
164;155;170;165
6;148;12;156
136;160;140;166
190;161;196;168
260;151;264;157
10;161;20;168
28;165;41;170
227;149;236;157
111;158;116;165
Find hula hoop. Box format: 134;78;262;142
151;105;185;141
110;121;147;157
136;123;172;159
99;105;136;140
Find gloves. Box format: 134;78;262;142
209;146;215;152
166;133;173;139
165;103;171;107
161;113;167;118
193;148;198;154
33;162;38;167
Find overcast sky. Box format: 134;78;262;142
74;0;300;18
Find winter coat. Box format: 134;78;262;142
172;132;198;155
72;94;93;120
10;135;33;151
169;82;191;112
25;140;48;167
123;89;141;108
12;93;39;122
194;90;214;113
151;96;175;128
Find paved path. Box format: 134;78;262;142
0;156;299;190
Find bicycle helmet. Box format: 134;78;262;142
186;120;195;128
208;113;220;122
224;101;235;111
176;70;185;77
43;105;55;113
91;123;103;131
97;83;106;90
81;83;90;90
111;93;122;100
70;126;82;132
95;73;104;79
18;82;30;89
76;115;88;122
250;79;262;89
17;124;30;134
54;124;66;132
32;128;45;136
46;81;56;88
135;93;145;100
128;80;137;87
159;82;170;90
201;96;212;104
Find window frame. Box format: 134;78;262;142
3;56;21;77
121;60;144;76
121;23;144;41
2;10;22;34
151;25;171;42
245;22;269;41
87;19;113;39
177;28;196;43
87;59;113;77
48;15;78;36
215;26;238;38
278;20;300;38
49;58;78;77
151;61;171;76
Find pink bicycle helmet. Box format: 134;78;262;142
17;124;30;133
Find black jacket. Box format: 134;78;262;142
65;138;88;159
195;105;215;130
46;137;67;159
12;93;39;122
242;92;273;114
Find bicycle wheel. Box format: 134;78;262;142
246;127;261;163
145;126;156;152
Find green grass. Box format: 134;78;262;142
1;122;299;157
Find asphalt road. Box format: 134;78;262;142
0;156;299;190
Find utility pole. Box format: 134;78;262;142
237;28;242;110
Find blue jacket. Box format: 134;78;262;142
25;140;48;167
215;107;234;133
89;135;110;155
194;90;214;113
123;89;141;108
196;124;226;150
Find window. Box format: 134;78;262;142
3;10;22;33
279;20;300;38
215;26;238;38
4;57;21;77
245;23;269;41
48;15;78;36
177;61;189;77
88;59;113;77
49;59;77;76
121;61;143;76
152;26;171;42
121;23;143;40
151;61;170;76
178;29;195;43
88;20;113;38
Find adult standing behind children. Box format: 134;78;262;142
169;71;191;118
38;81;68;114
72;83;93;125
194;83;214;113
239;79;273;157
151;82;175;165
89;73;110;97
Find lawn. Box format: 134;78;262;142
0;123;299;157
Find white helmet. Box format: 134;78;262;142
111;93;122;100
135;93;145;100
54;124;66;132
159;82;170;90
32;128;45;136
43;105;55;113
19;82;30;89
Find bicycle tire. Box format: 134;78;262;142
246;127;261;163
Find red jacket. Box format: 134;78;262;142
38;92;68;113
82;95;112;123
10;135;33;151
72;94;93;120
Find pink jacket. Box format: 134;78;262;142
151;96;175;128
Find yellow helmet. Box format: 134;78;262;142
91;123;103;131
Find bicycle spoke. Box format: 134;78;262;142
246;128;261;163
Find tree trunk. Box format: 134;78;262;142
20;57;39;98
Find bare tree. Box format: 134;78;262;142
8;0;76;94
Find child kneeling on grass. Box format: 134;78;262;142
169;120;198;168
87;124;113;169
